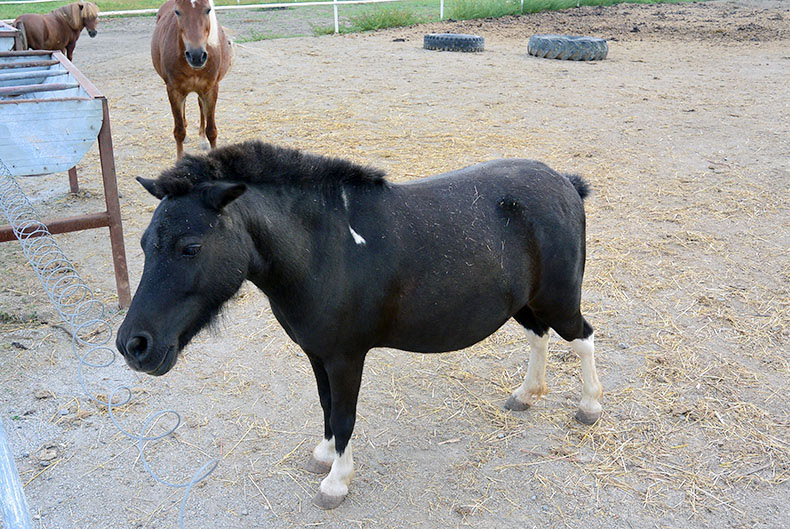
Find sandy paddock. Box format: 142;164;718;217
1;1;788;528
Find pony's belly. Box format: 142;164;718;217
381;315;511;354
380;295;515;353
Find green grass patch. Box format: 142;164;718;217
0;0;316;20
235;29;291;42
447;0;694;20
448;0;521;20
314;5;423;34
1;0;700;34
348;5;423;31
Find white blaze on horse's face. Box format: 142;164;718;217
174;0;219;69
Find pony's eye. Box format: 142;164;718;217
183;244;201;257
174;9;181;16
205;7;211;14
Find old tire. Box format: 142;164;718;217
424;33;484;53
527;35;608;61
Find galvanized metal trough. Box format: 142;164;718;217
0;21;24;53
0;50;130;307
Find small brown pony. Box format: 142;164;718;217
152;0;232;159
13;2;99;61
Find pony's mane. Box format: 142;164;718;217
82;2;99;19
155;141;388;197
54;2;98;22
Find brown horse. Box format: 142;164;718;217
13;2;99;61
151;0;232;159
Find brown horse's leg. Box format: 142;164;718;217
65;42;75;61
197;97;209;151
200;84;219;151
166;86;187;159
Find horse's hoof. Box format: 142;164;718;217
574;408;601;425
504;396;531;412
305;455;333;474
199;139;210;151
313;490;346;510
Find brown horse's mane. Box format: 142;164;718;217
154;141;388;197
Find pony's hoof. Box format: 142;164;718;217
305;455;333;474
199;139;210;151
574;408;601;425
313;490;346;510
504;396;531;412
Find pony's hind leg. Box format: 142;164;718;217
505;307;550;411
569;324;603;424
552;315;603;424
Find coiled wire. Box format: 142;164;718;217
0;160;218;528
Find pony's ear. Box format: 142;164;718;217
137;177;165;200
65;4;82;30
201;182;247;211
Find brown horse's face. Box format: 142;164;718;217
174;0;218;70
83;9;98;38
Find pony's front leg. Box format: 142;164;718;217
313;354;366;510
197;97;208;151
306;354;334;474
198;84;219;151
166;86;187;159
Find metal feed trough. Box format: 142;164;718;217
0;49;130;307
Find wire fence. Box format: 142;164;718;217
0;159;218;528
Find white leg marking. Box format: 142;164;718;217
319;444;354;498
571;333;603;417
341;189;349;211
349;225;366;246
312;436;335;466
207;0;220;47
510;331;549;407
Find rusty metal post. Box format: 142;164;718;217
97;98;130;308
68;166;79;193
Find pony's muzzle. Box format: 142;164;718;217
184;47;208;69
88;30;97;38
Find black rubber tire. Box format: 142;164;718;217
424;33;485;53
527;35;608;61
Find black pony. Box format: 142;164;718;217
117;140;603;509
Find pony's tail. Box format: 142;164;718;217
564;173;591;201
12;21;28;51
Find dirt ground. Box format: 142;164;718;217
1;0;788;528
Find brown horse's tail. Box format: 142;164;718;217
12;20;28;51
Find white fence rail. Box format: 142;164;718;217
3;0;450;32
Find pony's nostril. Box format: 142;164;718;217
200;51;207;63
126;333;151;361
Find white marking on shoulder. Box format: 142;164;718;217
207;0;219;47
349;225;366;246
